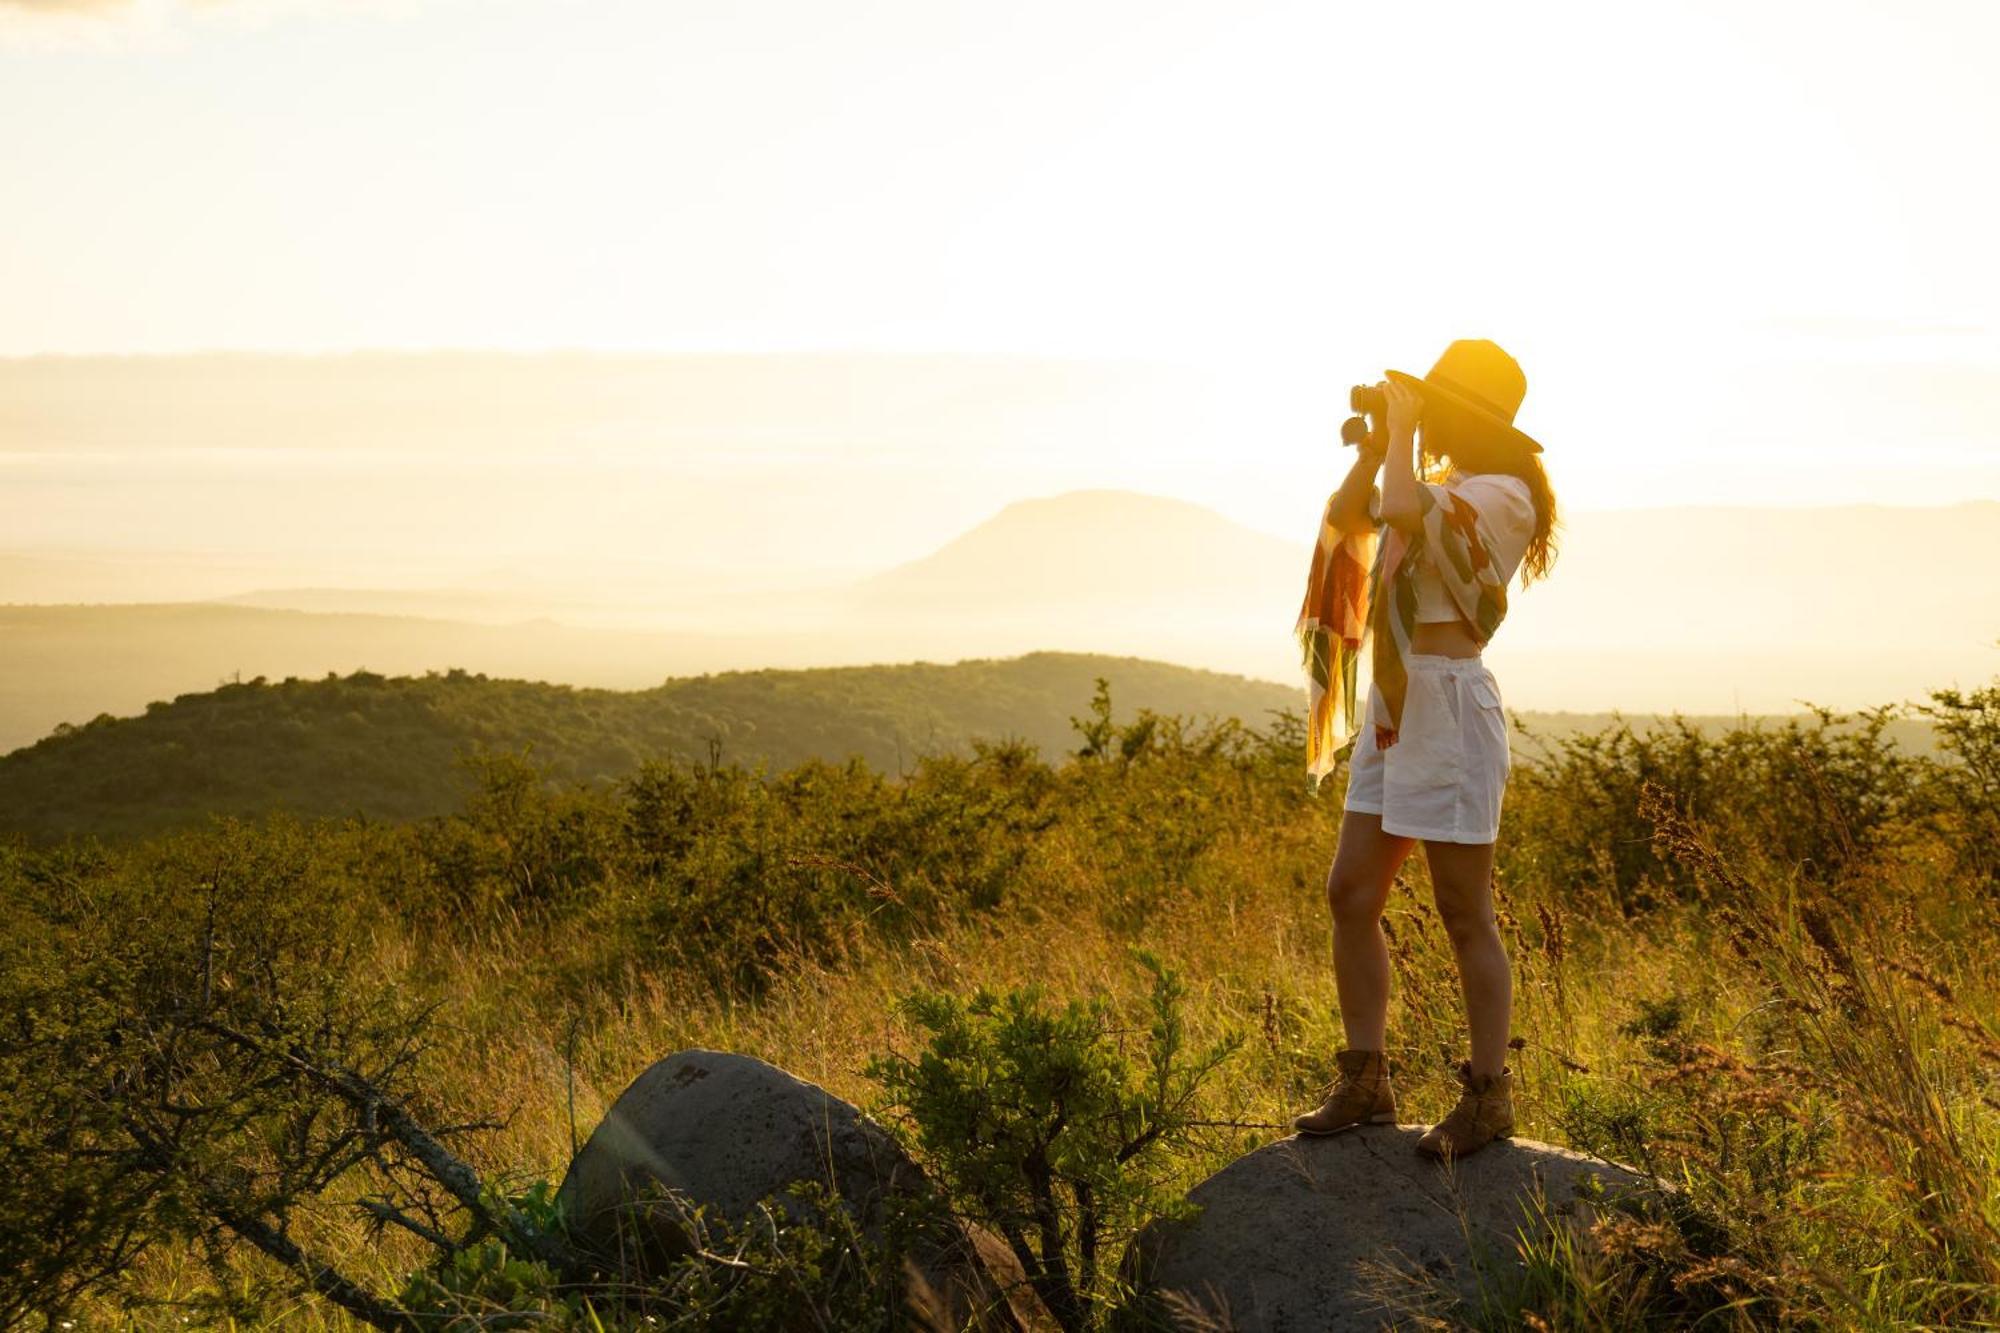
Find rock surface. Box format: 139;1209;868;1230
556;1048;1050;1330
1125;1126;1660;1331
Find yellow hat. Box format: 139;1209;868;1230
1386;339;1543;455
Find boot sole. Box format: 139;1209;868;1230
1292;1111;1398;1137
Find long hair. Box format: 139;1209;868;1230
1416;397;1560;587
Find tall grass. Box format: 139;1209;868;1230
3;679;1996;1328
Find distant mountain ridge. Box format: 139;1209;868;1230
2;490;1994;756
0;652;1303;840
851;489;1302;610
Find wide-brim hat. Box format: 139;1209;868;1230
1386;338;1543;455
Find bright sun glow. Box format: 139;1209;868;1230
4;0;1998;515
1;0;1997;734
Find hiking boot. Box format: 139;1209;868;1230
1416;1060;1515;1160
1292;1048;1396;1135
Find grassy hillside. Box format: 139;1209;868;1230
0;601;775;754
4;666;1994;1329
0;652;1301;839
0;651;1941;842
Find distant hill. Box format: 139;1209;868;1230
0;491;1311;752
0;602;784;755
0;652;1302;840
848;491;2000;714
851;489;1302;613
4;491;1994;755
0;646;1940;843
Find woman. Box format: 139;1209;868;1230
1290;339;1560;1160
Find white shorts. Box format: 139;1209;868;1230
1342;653;1511;844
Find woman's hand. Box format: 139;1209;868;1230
1382;378;1424;445
1374;378;1427;534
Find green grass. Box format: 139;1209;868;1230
2;673;1994;1329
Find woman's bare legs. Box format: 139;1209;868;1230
1422;837;1512;1079
1326;809;1418;1051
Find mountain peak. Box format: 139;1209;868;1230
852;489;1302;611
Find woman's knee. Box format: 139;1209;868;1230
1436;897;1501;950
1324;864;1387;927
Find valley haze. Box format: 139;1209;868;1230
2;352;1995;754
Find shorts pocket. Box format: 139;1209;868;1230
1469;674;1510;775
1387;671;1461;795
1471;675;1503;713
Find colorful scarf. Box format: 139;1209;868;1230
1294;474;1511;791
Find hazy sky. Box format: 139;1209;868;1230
4;0;2000;518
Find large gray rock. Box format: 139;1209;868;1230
556;1049;1051;1331
1124;1127;1661;1331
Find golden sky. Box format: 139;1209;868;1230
1;1;1998;725
3;0;1998;519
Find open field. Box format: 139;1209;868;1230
4;666;1995;1329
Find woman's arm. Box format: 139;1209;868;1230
1375;378;1427;534
1326;438;1386;535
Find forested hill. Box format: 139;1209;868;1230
0;652;1302;840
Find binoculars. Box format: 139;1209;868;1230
1341;382;1386;447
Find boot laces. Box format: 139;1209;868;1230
1437;1086;1484;1136
1438;1064;1502;1134
1314;1059;1377;1105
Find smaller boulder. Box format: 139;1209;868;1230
557;1049;1051;1331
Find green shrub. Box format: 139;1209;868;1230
414;748;620;916
865;951;1242;1332
0;816;493;1330
1914;676;2000;892
1506;704;1921;913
